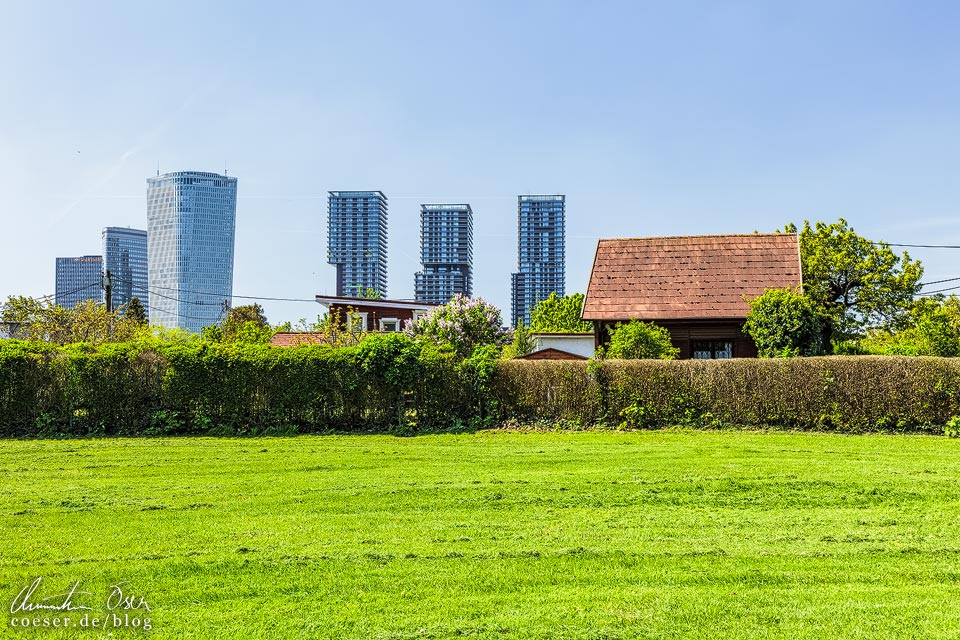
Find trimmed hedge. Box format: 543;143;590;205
1;339;958;436
494;357;960;433
0;340;476;437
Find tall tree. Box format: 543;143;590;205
125;297;148;326
220;303;272;343
529;293;592;333
784;219;923;343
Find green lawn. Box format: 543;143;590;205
1;431;959;639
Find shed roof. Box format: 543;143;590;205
516;347;589;361
582;233;801;321
269;332;326;347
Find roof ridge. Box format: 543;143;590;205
599;232;796;242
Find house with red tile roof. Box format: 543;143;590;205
581;233;802;359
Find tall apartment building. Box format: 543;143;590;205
55;255;103;309
146;171;237;333
510;194;566;327
327;191;388;297
102;227;148;318
414;204;473;304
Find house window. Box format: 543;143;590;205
380;318;399;332
411;310;429;324
347;312;368;333
692;340;733;359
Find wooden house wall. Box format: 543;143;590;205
594;319;758;359
328;304;418;332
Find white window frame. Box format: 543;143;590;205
379;318;400;332
347;311;368;333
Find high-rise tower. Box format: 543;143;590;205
414;204;473;304
510;194;566;327
327;191;388;297
146;171;237;332
102;227;148;318
55;255;103;309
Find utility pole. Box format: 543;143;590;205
103;269;113;313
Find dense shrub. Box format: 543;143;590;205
743;287;826;357
848;297;960;357
493;357;960;433
0;339;475;436
2;339;960;436
0;341;66;436
601;320;678;359
529;293;592;332
491;359;597;426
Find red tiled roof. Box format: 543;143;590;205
269;332;326;347
582;233;802;321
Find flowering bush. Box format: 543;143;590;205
406;295;512;359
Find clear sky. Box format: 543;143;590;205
2;1;959;324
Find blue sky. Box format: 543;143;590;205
2;1;959;323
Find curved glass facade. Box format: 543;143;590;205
146;171;237;333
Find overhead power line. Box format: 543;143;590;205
919;276;960;287
110;275;317;304
920;285;960;295
31;282;101;304
875;242;960;249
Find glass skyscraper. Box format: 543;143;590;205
146;171;237;333
102;227;148;318
510;194;566;327
414;204;473;304
55;255;104;309
327;191;388;297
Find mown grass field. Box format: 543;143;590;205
1;430;959;639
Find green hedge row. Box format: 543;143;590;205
1;339;958;436
0;340;475;437
494;357;960;432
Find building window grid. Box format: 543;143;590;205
512;196;566;326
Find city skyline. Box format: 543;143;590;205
4;2;960;324
46;174;579;334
